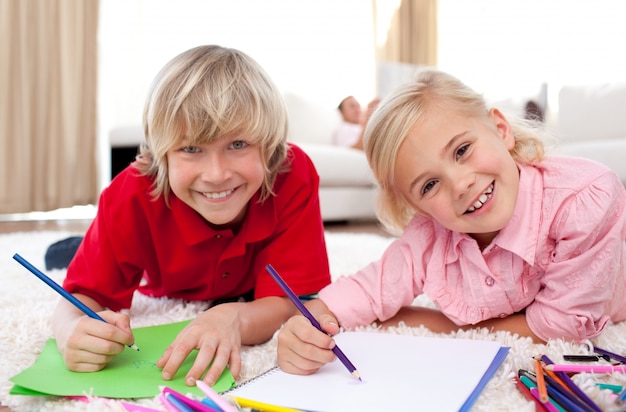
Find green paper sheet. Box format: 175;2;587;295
9;320;235;398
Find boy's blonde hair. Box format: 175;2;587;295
135;45;288;203
364;68;547;234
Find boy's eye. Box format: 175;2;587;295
182;146;200;153
421;179;438;195
455;143;469;160
230;140;248;150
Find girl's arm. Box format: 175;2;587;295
381;306;543;342
276;299;341;376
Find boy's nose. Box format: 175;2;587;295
201;156;230;182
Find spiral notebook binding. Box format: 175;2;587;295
223;366;279;393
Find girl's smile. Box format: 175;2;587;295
465;182;494;214
393;107;520;247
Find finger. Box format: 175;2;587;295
200;343;231;386
156;345;173;368
63;346;117;372
160;341;196;381
291;317;335;349
277;325;335;373
68;321;128;356
184;341;218;386
90;312;135;348
227;348;242;381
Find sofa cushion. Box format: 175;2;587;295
557;82;626;143
297;143;375;188
283;93;341;145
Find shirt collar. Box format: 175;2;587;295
489;163;543;265
169;190;276;246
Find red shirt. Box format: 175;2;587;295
64;144;331;311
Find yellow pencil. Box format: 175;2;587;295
232;396;300;412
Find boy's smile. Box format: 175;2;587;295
393;107;520;248
167;136;265;228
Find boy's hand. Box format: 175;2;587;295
57;310;134;372
157;304;243;386
277;311;340;376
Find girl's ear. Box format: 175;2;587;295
488;108;516;150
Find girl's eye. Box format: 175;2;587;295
182;146;200;154
230;140;248;150
455;143;470;160
421;179;438;196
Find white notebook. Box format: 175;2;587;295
228;331;509;412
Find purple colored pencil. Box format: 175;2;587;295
265;264;362;381
593;346;626;365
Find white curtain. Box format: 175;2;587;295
0;0;99;214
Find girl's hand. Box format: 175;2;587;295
277;311;340;376
157;304;243;386
56;310;134;372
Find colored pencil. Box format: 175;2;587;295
529;387;564;412
593;346;626;364
12;253;140;350
162;386;221;412
540;355;603;412
535;358;549;402
232;396;301;412
514;375;548;412
265;264;362;380
519;370;595;412
196;380;238;412
545;364;626;373
596;383;623;393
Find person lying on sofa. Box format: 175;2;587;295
276;68;626;376
332;95;379;150
51;45;331;387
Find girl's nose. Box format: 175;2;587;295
450;170;475;200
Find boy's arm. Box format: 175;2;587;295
52;293;135;371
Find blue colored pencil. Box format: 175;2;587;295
265;264;361;380
13;253;139;351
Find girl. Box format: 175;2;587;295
52;45;331;386
276;69;626;376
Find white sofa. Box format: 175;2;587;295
281;93;378;222
551;82;626;187
109;93;379;222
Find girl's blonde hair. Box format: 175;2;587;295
364;68;547;235
135;45;288;203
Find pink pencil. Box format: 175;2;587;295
529;388;560;412
545;364;626;373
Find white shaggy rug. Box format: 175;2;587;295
2;230;626;411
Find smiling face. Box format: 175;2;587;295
167;133;265;228
393;106;520;248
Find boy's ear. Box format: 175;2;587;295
488;108;515;150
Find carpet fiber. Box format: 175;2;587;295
1;230;626;411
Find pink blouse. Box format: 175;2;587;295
319;156;626;342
